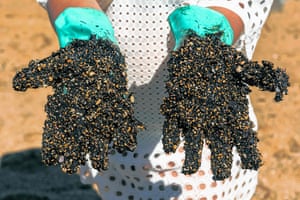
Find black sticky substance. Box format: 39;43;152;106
13;36;144;174
160;32;289;180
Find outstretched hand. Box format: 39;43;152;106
13;37;144;174
160;33;289;180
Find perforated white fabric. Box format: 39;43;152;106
37;0;273;199
37;0;47;8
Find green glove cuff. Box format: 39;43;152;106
54;7;117;48
168;5;234;49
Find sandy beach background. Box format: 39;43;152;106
0;0;299;199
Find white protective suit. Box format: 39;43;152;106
37;0;274;199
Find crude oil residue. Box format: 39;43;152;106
13;37;144;174
160;33;289;180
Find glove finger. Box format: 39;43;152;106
59;120;87;174
89;138;109;171
104;93;144;152
41;118;61;166
209;140;233;181
112;118;144;152
162;116;181;153
234;128;262;170
12;51;64;91
236;59;290;102
261;61;290;101
181;127;203;175
59;139;82;174
76;118;111;172
42;94;68;166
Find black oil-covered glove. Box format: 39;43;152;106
160;33;289;180
13;37;144;174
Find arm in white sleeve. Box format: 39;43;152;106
196;0;274;58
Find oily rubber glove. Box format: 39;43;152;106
168;5;234;49
160;33;289;180
54;7;117;48
12;8;144;174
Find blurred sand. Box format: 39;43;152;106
0;0;299;199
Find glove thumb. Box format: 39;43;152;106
13;56;57;91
